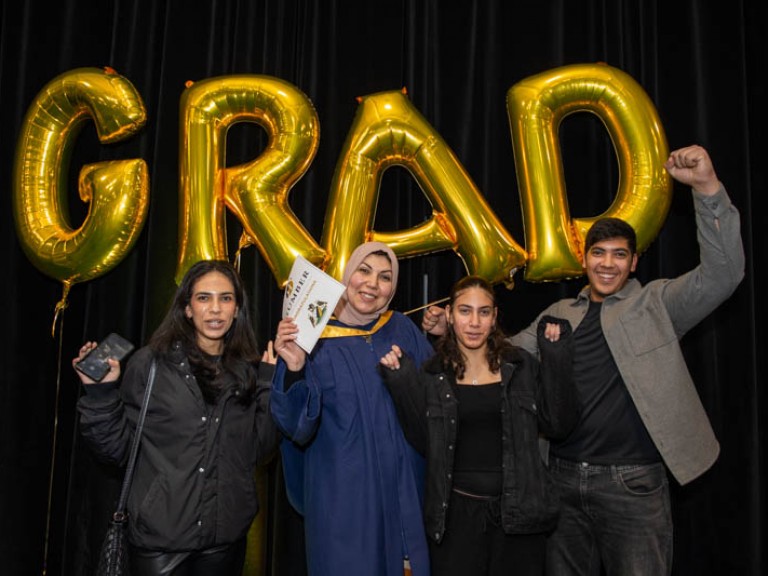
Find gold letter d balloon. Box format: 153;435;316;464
12;67;149;328
507;63;671;280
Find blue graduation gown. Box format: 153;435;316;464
271;311;433;576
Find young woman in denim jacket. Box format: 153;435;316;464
380;275;578;576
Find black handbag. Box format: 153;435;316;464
96;359;157;576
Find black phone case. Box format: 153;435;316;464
75;333;135;382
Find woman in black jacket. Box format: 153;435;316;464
73;259;277;575
380;275;578;576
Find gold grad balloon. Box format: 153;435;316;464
507;62;671;281
12;67;149;319
177;75;323;286
322;88;526;286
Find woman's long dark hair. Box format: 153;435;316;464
149;259;261;401
435;275;513;379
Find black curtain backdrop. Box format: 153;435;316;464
1;1;765;575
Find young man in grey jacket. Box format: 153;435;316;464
423;145;745;575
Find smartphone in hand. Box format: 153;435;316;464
75;333;135;382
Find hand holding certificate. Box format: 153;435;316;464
283;255;346;353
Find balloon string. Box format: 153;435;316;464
234;232;254;274
233;250;241;273
403;296;450;316
42;310;65;575
51;282;71;338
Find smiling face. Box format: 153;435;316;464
185;271;238;355
447;285;497;352
344;254;394;316
583;237;638;302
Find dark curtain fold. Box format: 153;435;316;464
0;1;764;575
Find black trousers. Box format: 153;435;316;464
429;489;546;576
130;538;247;576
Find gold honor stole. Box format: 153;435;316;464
319;311;393;341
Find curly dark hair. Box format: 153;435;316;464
434;275;513;379
149;259;261;402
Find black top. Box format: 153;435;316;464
552;300;660;464
453;382;503;496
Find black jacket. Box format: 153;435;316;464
383;318;577;543
78;344;278;551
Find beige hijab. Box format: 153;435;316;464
334;242;399;326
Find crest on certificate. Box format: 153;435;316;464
283;256;346;352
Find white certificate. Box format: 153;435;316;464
282;255;346;353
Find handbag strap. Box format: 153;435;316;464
113;358;157;519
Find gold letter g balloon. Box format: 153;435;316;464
12;67;149;320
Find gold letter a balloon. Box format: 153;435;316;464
322;89;526;285
12;67;149;318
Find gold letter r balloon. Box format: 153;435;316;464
177;75;323;286
12;67;149;316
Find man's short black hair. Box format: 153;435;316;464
585;217;637;254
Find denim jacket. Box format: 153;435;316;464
383;318;577;542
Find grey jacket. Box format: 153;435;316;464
510;186;744;485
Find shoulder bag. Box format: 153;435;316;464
96;359;157;576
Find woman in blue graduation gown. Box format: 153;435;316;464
271;242;433;576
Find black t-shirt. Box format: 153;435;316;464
452;382;503;496
551;299;661;464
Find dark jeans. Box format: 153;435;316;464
546;457;672;576
429;488;546;576
131;538;247;576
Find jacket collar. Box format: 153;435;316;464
422;346;527;376
575;277;642;304
167;341;246;387
168;341;187;363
